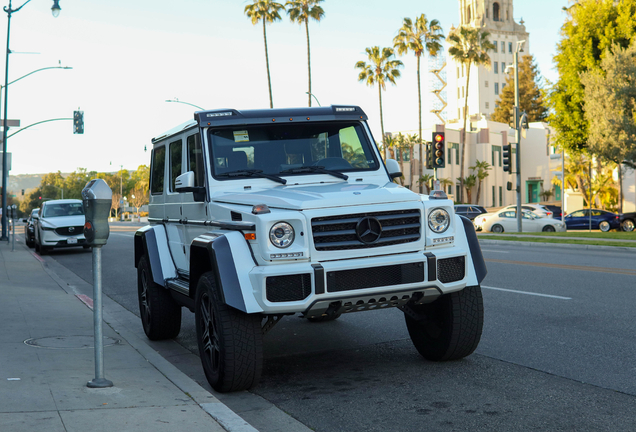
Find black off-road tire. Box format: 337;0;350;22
622;219;635;232
306;312;342;322
137;255;182;340
405;285;484;361
542;225;556;232
195;272;263;392
491;224;504;233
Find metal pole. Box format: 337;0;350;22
561;148;565;222
11;205;15;251
588;160;592;232
1;2;13;241
514;48;522;232
87;245;113;388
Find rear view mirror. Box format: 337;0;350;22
175;171;206;202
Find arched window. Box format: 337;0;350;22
493;2;500;21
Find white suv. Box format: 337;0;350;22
35;199;88;254
134;106;487;392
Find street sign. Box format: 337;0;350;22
1;119;20;128
0;152;11;171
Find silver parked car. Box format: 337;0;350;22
34;199;89;254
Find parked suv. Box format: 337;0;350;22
34;199;88;254
454;205;487;220
134;106;487;392
23;208;39;248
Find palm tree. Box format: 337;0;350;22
448;26;495;202
355;46;403;147
245;0;285;108
457;174;477;203
393;14;444;191
469;159;491;205
418;173;434;193
286;0;325;107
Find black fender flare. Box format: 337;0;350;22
459;215;488;284
134;226;166;287
189;233;248;313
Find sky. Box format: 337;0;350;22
2;0;569;176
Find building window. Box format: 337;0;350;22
493;2;500;21
492;185;496;207
457;67;460;78
458;88;460;99
499;186;503;206
448;185;452;195
453;143;460;165
494;62;499;74
509;42;513;53
495;82;499;95
502;82;506;90
456;185;461;200
447;147;453;165
458;108;461;119
501;61;506;73
485;102;490;109
485;80;489;87
501;41;505;53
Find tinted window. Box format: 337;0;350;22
209;122;379;178
150;146;166;194
187;134;204;187
169;139;183;192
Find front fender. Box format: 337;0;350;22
458;215;487;284
190;231;262;314
134;225;177;287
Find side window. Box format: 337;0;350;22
169;139;183;192
150;146;166;195
187;134;204;187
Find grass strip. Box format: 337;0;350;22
478;235;636;248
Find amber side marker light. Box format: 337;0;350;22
244;233;256;240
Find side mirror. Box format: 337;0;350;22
22;218;28;223
385;159;402;180
175;171;206;202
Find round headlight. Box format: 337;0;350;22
428;208;450;233
269;222;295;248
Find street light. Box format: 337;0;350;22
306;92;321;107
165;98;204;110
1;0;63;241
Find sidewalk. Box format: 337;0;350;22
0;239;257;432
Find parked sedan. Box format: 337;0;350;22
34;199;88;254
23;208;39;248
474;210;566;233
619;211;635;232
455;205;488;220
502;204;553;218
564;209;620;232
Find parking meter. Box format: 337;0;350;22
81;179;112;246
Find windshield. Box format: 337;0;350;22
43;202;84;218
208;122;379;180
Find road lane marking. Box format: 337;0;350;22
485;258;636;276
480;249;508;253
482;285;572;300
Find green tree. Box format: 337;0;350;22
491;54;548;123
355;46;403;147
448;26;495;203
581;42;636;212
245;0;285;108
469;159;491;205
548;0;636;154
393;14;444;191
418;173;434;193
63;168;93;199
286;0;325;107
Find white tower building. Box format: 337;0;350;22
446;0;529;124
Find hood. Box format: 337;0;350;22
41;215;85;228
212;182;421;210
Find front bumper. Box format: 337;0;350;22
40;230;87;248
248;247;472;315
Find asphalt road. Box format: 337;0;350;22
39;225;636;431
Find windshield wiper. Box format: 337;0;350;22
216;169;287;184
280;166;349;180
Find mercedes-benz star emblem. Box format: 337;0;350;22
355;216;382;244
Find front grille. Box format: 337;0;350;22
312;209;421;251
437;256;465;283
266;274;312;302
55;226;83;236
327;262;424;292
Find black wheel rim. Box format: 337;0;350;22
199;292;221;374
140;268;151;328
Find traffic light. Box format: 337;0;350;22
503;143;513;174
425;143;433;169
73;110;84;134
431;132;445;168
509;107;519;129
